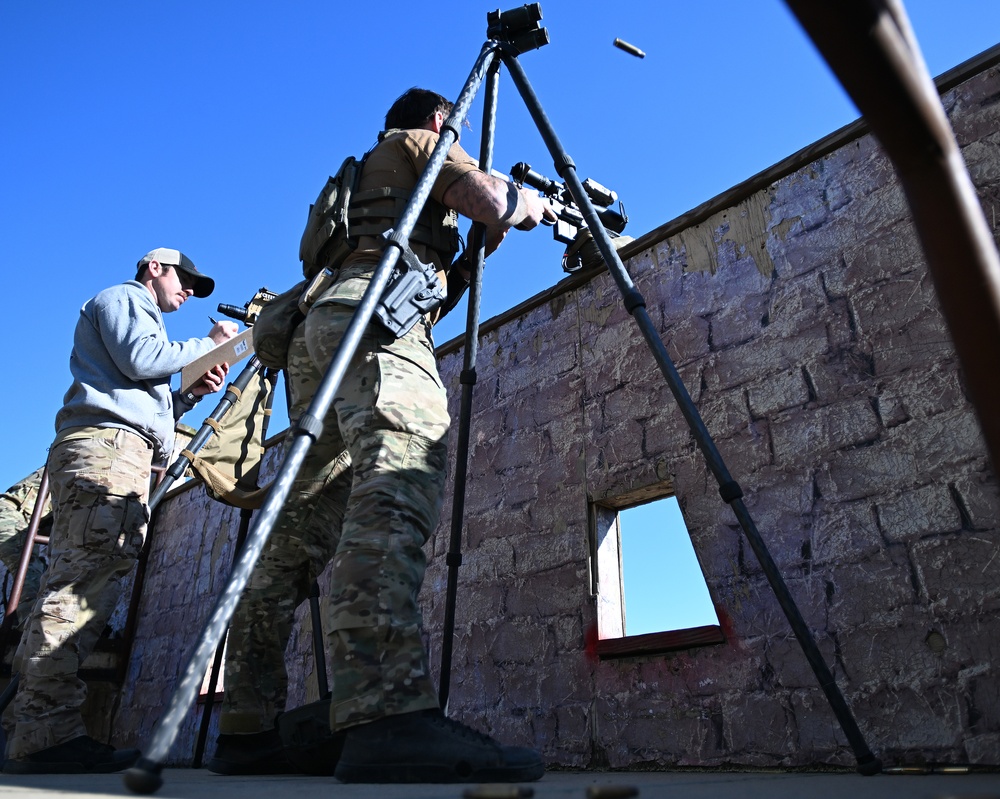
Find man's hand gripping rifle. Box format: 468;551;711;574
508;162;630;273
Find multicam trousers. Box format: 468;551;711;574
219;299;450;734
3;427;151;759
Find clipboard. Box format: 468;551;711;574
180;328;255;393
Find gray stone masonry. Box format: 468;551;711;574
57;57;1000;771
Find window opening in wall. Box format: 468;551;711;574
198;636;227;701
619;497;720;635
592;491;724;658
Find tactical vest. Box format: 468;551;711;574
299;129;461;280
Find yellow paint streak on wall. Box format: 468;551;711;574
672;190;785;278
578;302;616;328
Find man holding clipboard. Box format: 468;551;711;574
3;247;236;774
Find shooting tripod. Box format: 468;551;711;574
123;6;879;793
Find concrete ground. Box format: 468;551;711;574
0;768;998;799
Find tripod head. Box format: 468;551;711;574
487;4;549;54
216;287;277;327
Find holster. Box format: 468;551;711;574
373;229;446;337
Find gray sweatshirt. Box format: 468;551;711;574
55;280;216;459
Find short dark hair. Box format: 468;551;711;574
385;88;453;130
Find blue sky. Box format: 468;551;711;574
2;2;999;510
620;496;720;635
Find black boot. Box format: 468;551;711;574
3;735;139;774
206;729;296;775
276;698;345;776
334;709;545;784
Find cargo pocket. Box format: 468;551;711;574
372;328;449;441
64;490;148;561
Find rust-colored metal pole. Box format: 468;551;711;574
784;0;1000;474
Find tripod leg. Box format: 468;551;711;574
193;374;278;768
0;672;18;714
190;507;254;768
499;47;880;775
439;57;502;712
308;580;329;699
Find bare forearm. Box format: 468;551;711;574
443;172;529;227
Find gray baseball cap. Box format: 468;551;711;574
137;247;215;298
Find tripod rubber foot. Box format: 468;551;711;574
123;758;164;794
855;755;883;776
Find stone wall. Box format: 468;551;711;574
424;61;1000;769
91;55;1000;769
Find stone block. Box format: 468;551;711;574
826;554;919;629
724;691;796;755
704;322;831;391
536;653;594;706
831;221;923;297
802;354;876;405
765;634;840;691
886;409;991;475
551;703;592;762
870;318;957;377
875;483;963;543
811;499;883;566
790;689;850;756
815;445;918;502
837;614;949;692
709;291;772;350
874;367;966;424
910;533;1000;614
746;368;812;419
951;474;1000;531
859;685;963;750
773;215;846;280
505;563;585;617
771;398;881;463
757;274;833;341
662;312;712;364
487;619;552;667
695;388;752;442
964;732;1000;765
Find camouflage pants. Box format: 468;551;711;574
218;442;351;734
0;467;52;622
3;428;151;759
220;300;449;734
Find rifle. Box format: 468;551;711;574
216;287;278;327
508;162;630;272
